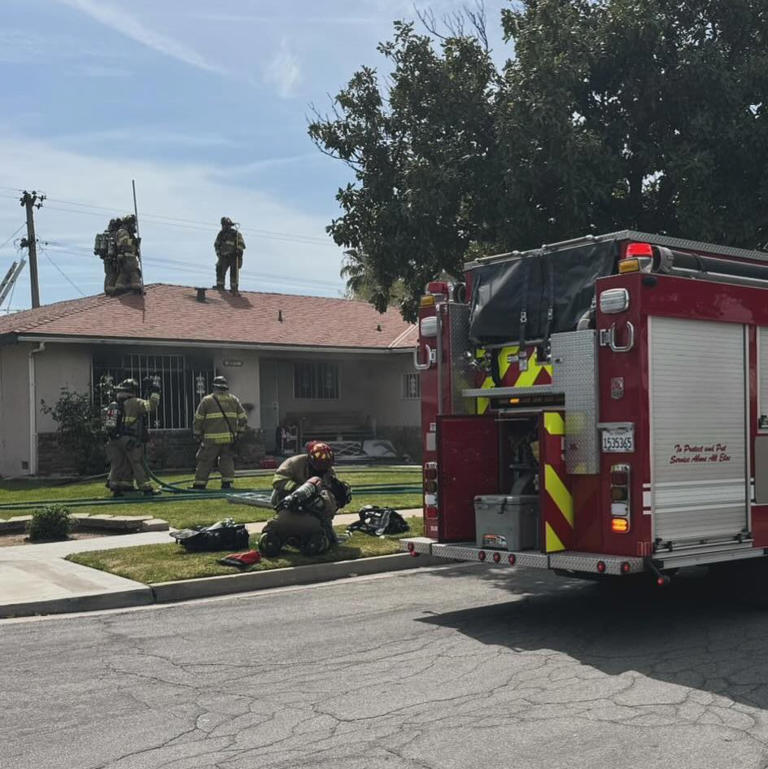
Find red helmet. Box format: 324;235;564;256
307;441;334;471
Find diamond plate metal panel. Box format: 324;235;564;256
431;543;550;569
399;537;435;555
551;331;599;474
549;552;644;575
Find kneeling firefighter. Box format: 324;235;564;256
104;377;161;496
262;442;351;556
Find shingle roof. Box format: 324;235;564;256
0;284;418;350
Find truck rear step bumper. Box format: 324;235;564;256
401;538;768;575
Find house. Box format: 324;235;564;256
0;284;419;476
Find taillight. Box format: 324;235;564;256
492;552;501;563
424;462;439;537
597;560;607;573
407;542;415;553
610;463;631;534
619;242;654;274
478;550;486;561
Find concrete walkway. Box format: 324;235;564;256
0;510;424;618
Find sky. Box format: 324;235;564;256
0;0;511;311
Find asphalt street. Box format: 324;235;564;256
3;562;768;769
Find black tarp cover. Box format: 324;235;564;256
468;241;619;345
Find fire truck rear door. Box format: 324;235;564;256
649;316;748;543
437;415;499;541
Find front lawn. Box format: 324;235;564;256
0;466;422;529
67;518;424;584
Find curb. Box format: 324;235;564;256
0;553;440;618
0;587;154;619
151;553;442;603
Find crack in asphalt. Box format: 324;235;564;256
6;568;768;767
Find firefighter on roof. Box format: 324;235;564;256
271;441;341;543
93;217;120;296
104;377;161;496
113;214;143;294
192;376;248;489
214;216;245;296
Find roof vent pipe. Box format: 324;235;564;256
195;287;207;302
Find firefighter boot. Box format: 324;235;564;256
221;481;233;490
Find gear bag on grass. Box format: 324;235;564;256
346;505;409;537
170;519;249;552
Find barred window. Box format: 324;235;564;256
293;362;340;400
93;353;213;430
402;372;421;400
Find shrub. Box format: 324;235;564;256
41;388;107;475
28;505;72;541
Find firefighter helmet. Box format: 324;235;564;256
116;378;138;394
212;375;229;390
221;216;233;227
307;441;334;471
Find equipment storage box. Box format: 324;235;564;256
474;495;539;550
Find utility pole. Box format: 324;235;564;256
20;190;45;308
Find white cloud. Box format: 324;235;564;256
56;0;226;75
263;39;302;99
0;134;344;309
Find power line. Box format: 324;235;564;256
43;195;333;246
0;223;25;250
39;246;86;297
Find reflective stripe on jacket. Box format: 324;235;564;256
193;392;247;444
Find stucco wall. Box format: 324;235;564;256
269;351;418;427
36;344;93;432
212;349;260;430
0;344;31;477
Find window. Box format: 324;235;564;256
93;352;213;430
293;362;340;400
402;372;421;400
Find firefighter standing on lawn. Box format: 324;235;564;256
104;378;161;496
214;217;246;295
192;376;247;489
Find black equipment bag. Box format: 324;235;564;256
170;521;249;552
347;505;409;537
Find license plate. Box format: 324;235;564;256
602;430;634;453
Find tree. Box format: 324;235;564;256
311;1;768;320
309;20;501;320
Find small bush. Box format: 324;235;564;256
28;505;72;541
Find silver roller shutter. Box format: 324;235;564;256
649;316;748;543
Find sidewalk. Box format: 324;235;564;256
0;510;428;618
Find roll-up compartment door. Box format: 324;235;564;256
650;317;748;543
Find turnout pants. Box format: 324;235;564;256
215;254;241;291
114;254;143;291
103;258;118;295
195;442;236;486
107;436;152;491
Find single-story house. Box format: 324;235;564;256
0;284;419;476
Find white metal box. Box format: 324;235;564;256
474;495;539;550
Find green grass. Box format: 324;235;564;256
67;518;424;584
0;466;422;529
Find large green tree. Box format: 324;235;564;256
310;1;768;320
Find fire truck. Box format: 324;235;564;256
401;231;768;585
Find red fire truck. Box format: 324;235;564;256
402;231;768;584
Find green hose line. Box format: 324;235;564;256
0;484;422;512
